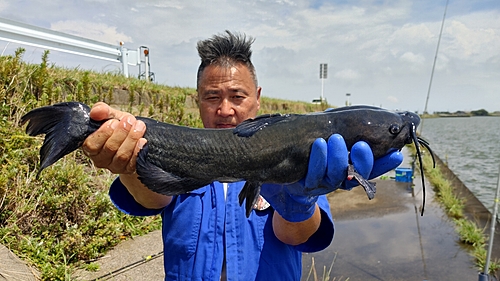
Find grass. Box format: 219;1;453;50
0;121;162;279
0;48;328;280
305;254;349;281
408;144;500;276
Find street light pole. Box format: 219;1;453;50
320;63;328;102
321;77;325;102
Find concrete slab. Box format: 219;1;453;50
0;243;39;281
73;230;164;281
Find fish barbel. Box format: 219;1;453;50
20;102;434;216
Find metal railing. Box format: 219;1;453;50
0;17;151;80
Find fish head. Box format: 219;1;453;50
395;110;434;164
327;106;433;216
397;110;421;145
336;108;421;159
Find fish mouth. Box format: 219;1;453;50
410;123;436;216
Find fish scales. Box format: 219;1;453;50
20;102;434;217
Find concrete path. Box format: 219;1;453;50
302;148;500;280
72;230;165;280
0;244;39;281
303;173;480;280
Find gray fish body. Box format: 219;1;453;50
138;107;417;192
21;102;423;216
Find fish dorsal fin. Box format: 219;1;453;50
233;113;291;137
324;105;383;113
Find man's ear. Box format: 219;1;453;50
195;92;200;108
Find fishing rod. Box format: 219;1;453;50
419;0;449;135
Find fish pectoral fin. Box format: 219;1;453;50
136;145;210;195
347;165;377;200
238;181;262;217
233;113;291;137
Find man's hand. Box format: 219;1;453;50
82;103;171;209
82;102;147;174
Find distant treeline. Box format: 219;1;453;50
433;109;499;117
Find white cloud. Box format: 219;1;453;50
387;23;435;59
50;20;133;45
444;18;500;62
0;1;9;11
399;52;426;72
334;69;360;80
386;96;399;104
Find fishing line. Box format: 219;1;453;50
88;251;164;281
414;205;429;280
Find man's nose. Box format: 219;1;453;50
218;99;234;116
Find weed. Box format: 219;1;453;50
305;254;349;281
454;218;485;247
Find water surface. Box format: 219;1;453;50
420;116;500;211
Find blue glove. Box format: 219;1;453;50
260;134;403;222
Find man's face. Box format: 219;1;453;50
197;64;261;129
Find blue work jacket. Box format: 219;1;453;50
110;178;334;281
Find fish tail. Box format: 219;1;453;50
20;102;101;176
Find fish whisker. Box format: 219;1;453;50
411;123;426;216
417;136;436;168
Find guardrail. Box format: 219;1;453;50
0;17;151;80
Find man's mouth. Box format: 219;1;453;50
216;124;236;129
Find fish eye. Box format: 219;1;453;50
389;124;401;135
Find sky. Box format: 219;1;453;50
0;0;499;113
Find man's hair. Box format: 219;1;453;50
196;30;258;89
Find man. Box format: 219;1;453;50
82;31;402;280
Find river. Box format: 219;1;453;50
419;116;500;211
